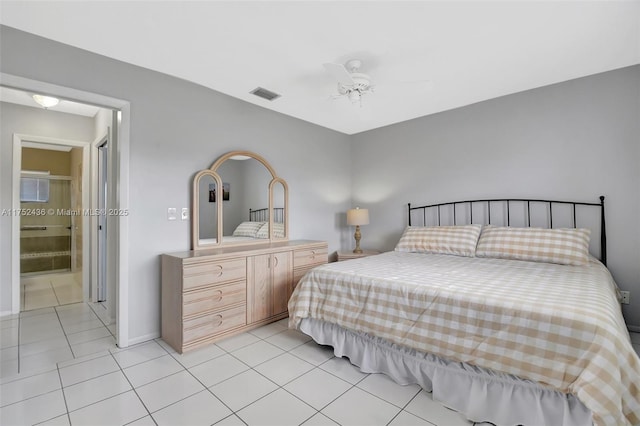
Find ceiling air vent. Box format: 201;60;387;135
250;87;281;101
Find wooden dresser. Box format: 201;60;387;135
161;240;327;353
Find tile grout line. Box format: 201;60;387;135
118;340;221;422
50;280;63;307
178;329;302;422
53;305;77;359
223;333;327;423
108;351;156;422
87;302;115;333
213;413;248;426
6;323;443;426
61;346;167;415
152;351;238;419
384;387;429;426
55;360;73;426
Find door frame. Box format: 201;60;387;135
91;134;108;304
3;72;131;347
12;134;91;309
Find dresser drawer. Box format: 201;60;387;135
293;247;328;268
183;281;246;317
183;305;246;344
183;258;246;290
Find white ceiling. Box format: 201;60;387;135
0;86;100;117
1;1;639;135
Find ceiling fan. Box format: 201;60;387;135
323;58;432;107
323;59;374;106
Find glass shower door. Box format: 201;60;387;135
20;177;73;274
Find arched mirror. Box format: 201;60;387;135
192;151;288;250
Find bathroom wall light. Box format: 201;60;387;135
32;94;60;109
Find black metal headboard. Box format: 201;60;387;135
249;207;285;223
408;196;606;265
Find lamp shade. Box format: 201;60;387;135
347;208;369;226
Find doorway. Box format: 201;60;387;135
2;72;131;351
19;146;83;311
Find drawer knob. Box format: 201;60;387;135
213;314;223;327
213;289;223;302
214;264;223;277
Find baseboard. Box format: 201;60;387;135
122;332;161;348
628;325;640;333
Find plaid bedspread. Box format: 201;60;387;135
288;251;640;426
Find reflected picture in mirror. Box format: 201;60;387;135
208;183;230;202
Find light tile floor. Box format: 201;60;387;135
21;272;83;311
1;303;116;379
1;320;639;426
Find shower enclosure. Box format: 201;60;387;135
20;174;74;274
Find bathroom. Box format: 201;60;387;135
20;145;84;311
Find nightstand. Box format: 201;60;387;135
337;250;381;261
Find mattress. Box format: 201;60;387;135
288;251;640;426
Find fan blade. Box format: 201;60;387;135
323;62;355;86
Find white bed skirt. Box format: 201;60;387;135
298;318;592;426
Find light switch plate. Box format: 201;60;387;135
167;207;177;221
181;208;189;220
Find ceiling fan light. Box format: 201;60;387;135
32;94;60;108
348;90;361;104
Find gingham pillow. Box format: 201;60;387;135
475;225;591;266
256;222;285;239
394;225;482;257
232;221;265;238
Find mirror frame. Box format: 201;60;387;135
192;150;289;250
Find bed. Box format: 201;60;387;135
288;197;640;426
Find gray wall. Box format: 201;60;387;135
352;65;640;326
0;26;352;341
0;102;95;311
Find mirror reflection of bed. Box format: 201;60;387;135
223;207;285;243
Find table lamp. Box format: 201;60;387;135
347;207;369;254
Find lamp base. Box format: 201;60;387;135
353;225;363;254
